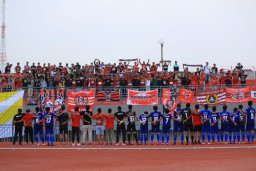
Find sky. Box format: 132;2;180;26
3;0;256;70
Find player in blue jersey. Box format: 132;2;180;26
237;105;246;143
210;106;220;144
161;109;172;145
173;104;184;145
200;104;211;144
42;107;56;146
229;108;239;144
148;106;163;145
220;105;231;144
139;111;149;145
33;107;45;146
243;101;256;144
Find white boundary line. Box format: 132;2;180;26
1;146;256;150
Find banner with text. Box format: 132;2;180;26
67;89;95;112
127;89;158;105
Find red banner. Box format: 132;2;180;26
180;88;194;103
226;87;250;103
96;90;120;102
67;89;95;112
196;89;226;105
162;88;177;113
127;89;158;105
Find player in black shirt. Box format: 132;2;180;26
114;106;127;145
126;105;139;145
12;108;24;145
80;105;93;145
56;105;69;146
182;103;194;145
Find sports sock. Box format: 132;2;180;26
225;133;228;142
46;135;50;144
237;132;240;142
162;134;165;143
221;133;224;142
35;135;39;144
140;135;143;144
217;134;220;142
151;134;154;143
166;134;170;143
207;133;210;142
229;134;232;143
181;134;184;143
186;136;189;143
202;132;205;142
247;133;251;142
251;133;255;142
211;134;215;142
173;134;177;143
144;134;148;144
233;134;236;143
41;135;45;143
51;135;54;144
156;134;160;143
242;132;245;142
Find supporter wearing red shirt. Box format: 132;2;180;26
104;108;115;145
64;107;82;146
149;62;159;76
89;77;96;88
15;63;21;74
139;59;149;71
232;71;239;86
92;108;106;145
188;105;203;144
23;109;34;145
132;61;139;73
219;73;226;87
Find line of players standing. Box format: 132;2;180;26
12;101;256;146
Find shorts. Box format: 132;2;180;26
183;123;194;131
229;124;238;132
162;125;171;134
34;125;43;135
211;125;219;133
59;125;68;134
174;122;184;132
238;122;245;131
140;125;148;134
202;124;210;132
221;124;229;132
194;125;202;132
151;125;160;133
45;125;54;134
246;122;255;131
127;123;137;133
96;126;104;135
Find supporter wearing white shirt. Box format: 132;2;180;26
204;62;211;84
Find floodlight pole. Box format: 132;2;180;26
159;40;164;71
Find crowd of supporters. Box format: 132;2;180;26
0;60;249;93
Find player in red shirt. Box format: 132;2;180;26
23;109;34;146
63;107;82;146
187;105;203;144
104;108;115;145
92;108;106;146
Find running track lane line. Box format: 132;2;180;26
1;146;256;150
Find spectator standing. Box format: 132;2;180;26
204;62;211;84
